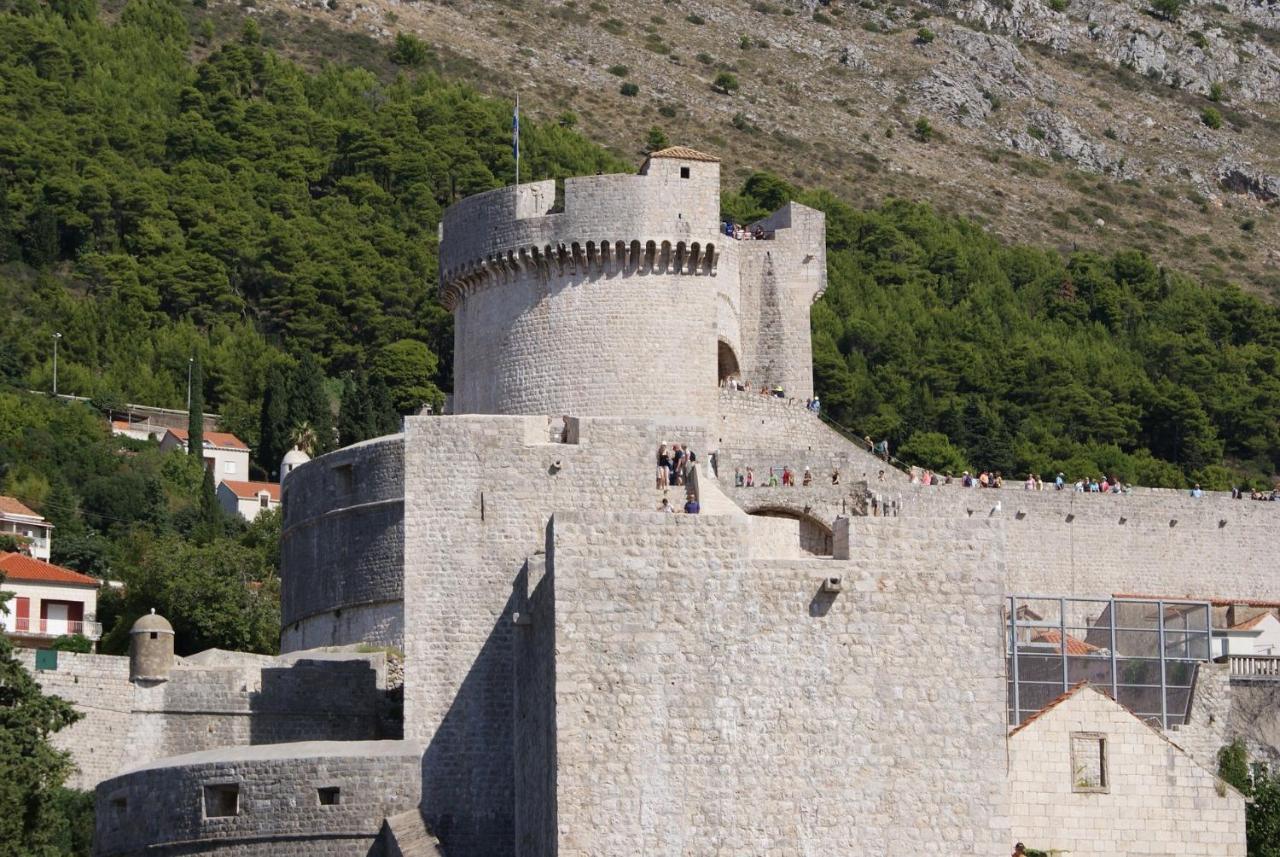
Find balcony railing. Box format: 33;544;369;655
1229;655;1280;680
1;617;103;640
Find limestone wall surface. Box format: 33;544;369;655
402;414;709;857
883;483;1279;600
281;435;405;652
523;511;1010;856
1008;687;1245;856
94;741;422;857
18;650;134;789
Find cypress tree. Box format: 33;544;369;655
288;353;335;454
187;356;204;461
0;179;19;263
369;375;401;436
258;363;291;479
338;371;372;447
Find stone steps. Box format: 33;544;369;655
382;808;444;857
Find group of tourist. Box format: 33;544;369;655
1232;486;1279;501
733;465;842;488
722;221;770;241
656;443;699;488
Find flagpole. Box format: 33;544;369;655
514;93;520;185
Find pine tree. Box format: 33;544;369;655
288;353;335;455
187;356;204;461
0;178;19;263
257;363;291;479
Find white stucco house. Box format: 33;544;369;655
1008;683;1245;856
217;480;280;522
1215;611;1280;657
0;495;53;561
160;428;251;486
0;552;102;647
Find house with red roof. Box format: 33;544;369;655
160;428;251;486
0;552;102;648
0;495;53;561
1215;610;1280;657
217;479;281;523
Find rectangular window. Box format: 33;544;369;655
260;495;269;509
223;460;235;474
1070;733;1108;792
679;166;690;179
334;463;354;495
203;783;240;818
317;787;340;806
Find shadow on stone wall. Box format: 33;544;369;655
246;658;395;745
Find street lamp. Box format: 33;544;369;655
186;357;194;412
52;332;62;396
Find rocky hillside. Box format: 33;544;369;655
222;0;1278;297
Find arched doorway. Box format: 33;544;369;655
718;340;741;385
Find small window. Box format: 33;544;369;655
224;460;235;474
110;796;127;828
149;632;158;640
260;494;269;509
203;783;240;818
317;786;341;806
1070;733;1107;793
334;463;354;494
680;166;690;179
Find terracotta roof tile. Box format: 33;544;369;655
166;428;249;451
1229;612;1275;631
1008;681;1091;737
0;496;42;519
0;552;99;587
220;480;280;501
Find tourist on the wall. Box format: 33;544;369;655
684;493;700;514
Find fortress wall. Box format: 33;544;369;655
281;435;405;652
94;741;422;857
18;650;134;790
881;484;1278;600
536;512;1009;856
402;415;709;857
715;388;908;480
439;166;722;279
451;263;721;418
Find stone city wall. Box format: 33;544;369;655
402;414;709;857
881;483;1278;600
21;649;392;789
18;650;134;789
1008;687;1245;856
281;435;405;652
521;511;1010;856
94;741;422;857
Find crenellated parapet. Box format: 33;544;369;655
440;237;721;310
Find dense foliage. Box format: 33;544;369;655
1219;739;1280;857
0;589;93;857
725;177;1280;488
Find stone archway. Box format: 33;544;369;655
748;509;834;556
718;340;741;385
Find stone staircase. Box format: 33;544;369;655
382;808;445;857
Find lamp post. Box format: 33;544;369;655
186;357;194;412
52;332;62;396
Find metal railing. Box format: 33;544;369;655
1229;655;1280;680
2;617;103;639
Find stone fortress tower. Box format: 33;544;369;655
86;149;1272;857
441;147;825;417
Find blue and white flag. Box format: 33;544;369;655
512;96;520;163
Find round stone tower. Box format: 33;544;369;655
129;609;175;682
439;146;736;418
280;446;310;483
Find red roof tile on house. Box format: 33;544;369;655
1031;630;1102;655
0;552;99;587
221;480;280;501
1229;612;1276;632
166;428;249;451
0;496;43;520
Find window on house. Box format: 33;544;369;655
203;783;240;818
1070;733;1107;792
680;166;690;179
259;494;269;509
317;787;340;806
224;461;235;474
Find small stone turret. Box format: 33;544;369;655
281;446;310;483
129;609;174;682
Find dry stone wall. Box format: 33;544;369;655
281;435;405;651
94;741;422;857
522;511;1010;856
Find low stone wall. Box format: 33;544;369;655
94;741;422;857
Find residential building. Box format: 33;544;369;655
160;428;251;485
1215;611;1280;657
0;495;53;561
0;552;102;647
217;480;280;522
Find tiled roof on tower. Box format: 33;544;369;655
645;146;719;162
